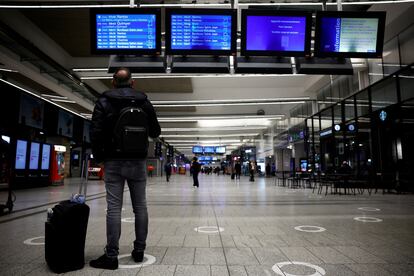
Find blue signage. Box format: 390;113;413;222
246;15;307;52
96;14;157;50
379;110;387;121
170;14;232;50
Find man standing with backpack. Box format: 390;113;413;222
90;68;161;270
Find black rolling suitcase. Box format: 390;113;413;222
231;173;235;180
45;156;90;274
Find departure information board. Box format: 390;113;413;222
320;17;379;53
170;14;232;50
95;14;157;49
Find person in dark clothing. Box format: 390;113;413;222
90;67;161;270
191;157;201;188
265;163;271;177
234;161;241;180
164;160;172;182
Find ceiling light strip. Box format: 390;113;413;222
154;101;306;107
153;97;310;104
80;74;307;80
159;115;283;120
161;133;259;138
50;98;77;103
1;1;412;8
161;127;268;131
0;79;87;119
41;94;68;99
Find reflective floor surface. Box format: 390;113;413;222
0;174;413;275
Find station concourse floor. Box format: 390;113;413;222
0;174;414;276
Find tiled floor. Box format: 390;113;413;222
0;174;414;275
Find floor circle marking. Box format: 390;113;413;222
121;217;135;223
23;236;45;245
294;225;326;233
272;261;326;276
194;226;224;234
353;216;383;222
118;254;156;269
358;207;381;212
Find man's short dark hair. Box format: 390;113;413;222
113;67;132;88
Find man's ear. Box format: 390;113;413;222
112;79;116;88
130;79;135;88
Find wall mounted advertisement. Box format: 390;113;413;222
19;94;44;129
57;110;74;137
29;142;40;170
15;140;28;170
41;144;51;170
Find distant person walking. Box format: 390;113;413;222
249;161;255;182
191;157;201;188
147;164;154;177
90;67;161;270
164;160;172;182
234;161;241;180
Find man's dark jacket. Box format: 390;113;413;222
90;87;161;162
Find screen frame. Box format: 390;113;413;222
314;11;386;58
90;8;162;55
41;144;51;171
29;142;40;170
15;139;28;170
192;146;203;154
165;8;238;56
203;146;215;153
241;9;312;57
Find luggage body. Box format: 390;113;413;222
231;173;235;180
45;200;90;273
45;156;90;273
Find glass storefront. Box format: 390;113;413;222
306;64;414;191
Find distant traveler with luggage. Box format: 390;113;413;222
90;67;161;270
147;164;154;177
191;157;201;188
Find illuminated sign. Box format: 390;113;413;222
379;110;387;121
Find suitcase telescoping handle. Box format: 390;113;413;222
78;154;89;199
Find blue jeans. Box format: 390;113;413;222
104;160;148;258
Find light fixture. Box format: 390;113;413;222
161;133;259;138
41;94;68;99
0;68;18;72
161;126;268;132
50;98;77;104
1;1;412;8
159;115;283;121
80;73;308;80
0;79;88;119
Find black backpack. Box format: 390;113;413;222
113;102;149;155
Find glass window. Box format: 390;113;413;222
320;108;332;130
370;77;398;111
399;66;414;102
368;58;384;84
333;103;342;125
356;89;370;117
399;24;414;65
382;37;401;75
344;96;355;122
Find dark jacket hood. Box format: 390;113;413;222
102;87;147;102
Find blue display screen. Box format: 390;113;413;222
192;146;203;153
170;14;232;50
246;15;307;52
319;17;379;53
29;142;40;170
96;14;157;49
41;144;51;170
215;146;226;154
203;146;215;153
15;140;27;170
